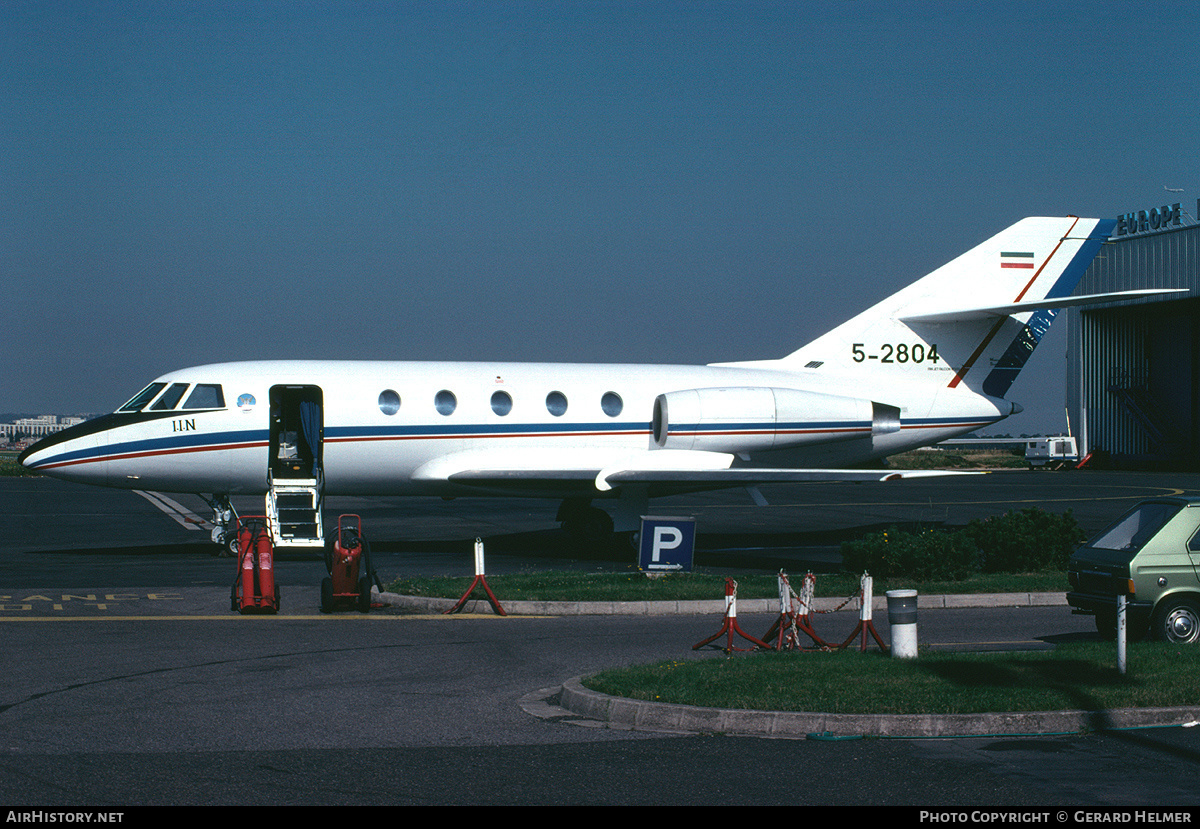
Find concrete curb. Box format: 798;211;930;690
375;590;1068;616
557;676;1200;738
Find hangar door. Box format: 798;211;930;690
1079;297;1200;469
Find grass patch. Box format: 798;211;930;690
387;570;781;602
888;448;1028;469
0;451;35;477
383;569;1068;602
583;642;1200;715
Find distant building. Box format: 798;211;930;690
0;415;86;439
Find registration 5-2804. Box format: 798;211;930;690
851;343;939;364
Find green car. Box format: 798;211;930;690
1067;497;1200;644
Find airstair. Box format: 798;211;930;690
266;471;324;549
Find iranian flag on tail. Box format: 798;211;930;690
1000;251;1035;269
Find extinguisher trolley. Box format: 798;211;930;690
321;514;379;613
231;516;280;614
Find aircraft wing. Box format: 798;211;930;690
411;448;978;496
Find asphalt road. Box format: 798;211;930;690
3;471;1200;809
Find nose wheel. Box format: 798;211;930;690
204;494;239;557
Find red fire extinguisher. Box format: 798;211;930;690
232;517;280;614
321;514;375;613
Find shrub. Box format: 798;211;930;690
965;507;1085;573
840;526;978;581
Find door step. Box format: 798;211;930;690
267;478;324;548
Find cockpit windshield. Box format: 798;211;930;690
118;383;167;412
150;383;190;411
117;382;226;412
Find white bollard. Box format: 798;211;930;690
473;537;486;576
886;589;919;658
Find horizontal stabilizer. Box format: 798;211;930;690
900;288;1188;323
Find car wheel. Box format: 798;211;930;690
1153;597;1200;644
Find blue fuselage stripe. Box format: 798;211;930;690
28;414;998;471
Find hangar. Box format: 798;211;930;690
1066;200;1200;469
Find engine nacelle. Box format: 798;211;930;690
651;387;900;454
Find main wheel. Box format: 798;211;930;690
1153;597;1200;644
561;506;614;540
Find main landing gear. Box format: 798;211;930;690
557;497;614;541
557;490;647;552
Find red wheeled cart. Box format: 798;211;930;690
231;516;280;614
321;515;378;613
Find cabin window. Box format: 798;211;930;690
379;389;401;416
490;390;513;416
546;391;568;417
119;383;166;412
182;384;225;410
435;390;457;416
601;392;623;417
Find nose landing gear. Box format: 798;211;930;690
204;494;239;557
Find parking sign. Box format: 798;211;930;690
638;516;696;572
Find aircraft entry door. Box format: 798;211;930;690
266;385;325;548
269;385;323;480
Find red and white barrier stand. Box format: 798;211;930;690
839;573;888;653
693;577;774;653
762;571;830;650
445;537;507;616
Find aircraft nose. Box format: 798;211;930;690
17;417;112;485
17;441;46;470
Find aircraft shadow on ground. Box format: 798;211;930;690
23;520;948;573
369;521;938;572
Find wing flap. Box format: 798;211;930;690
599;468;979;486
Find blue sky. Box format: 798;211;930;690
3;1;1197;433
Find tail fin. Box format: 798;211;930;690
751;216;1119;397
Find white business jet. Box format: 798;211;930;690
21;216;1176;552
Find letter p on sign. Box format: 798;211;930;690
652;526;682;560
